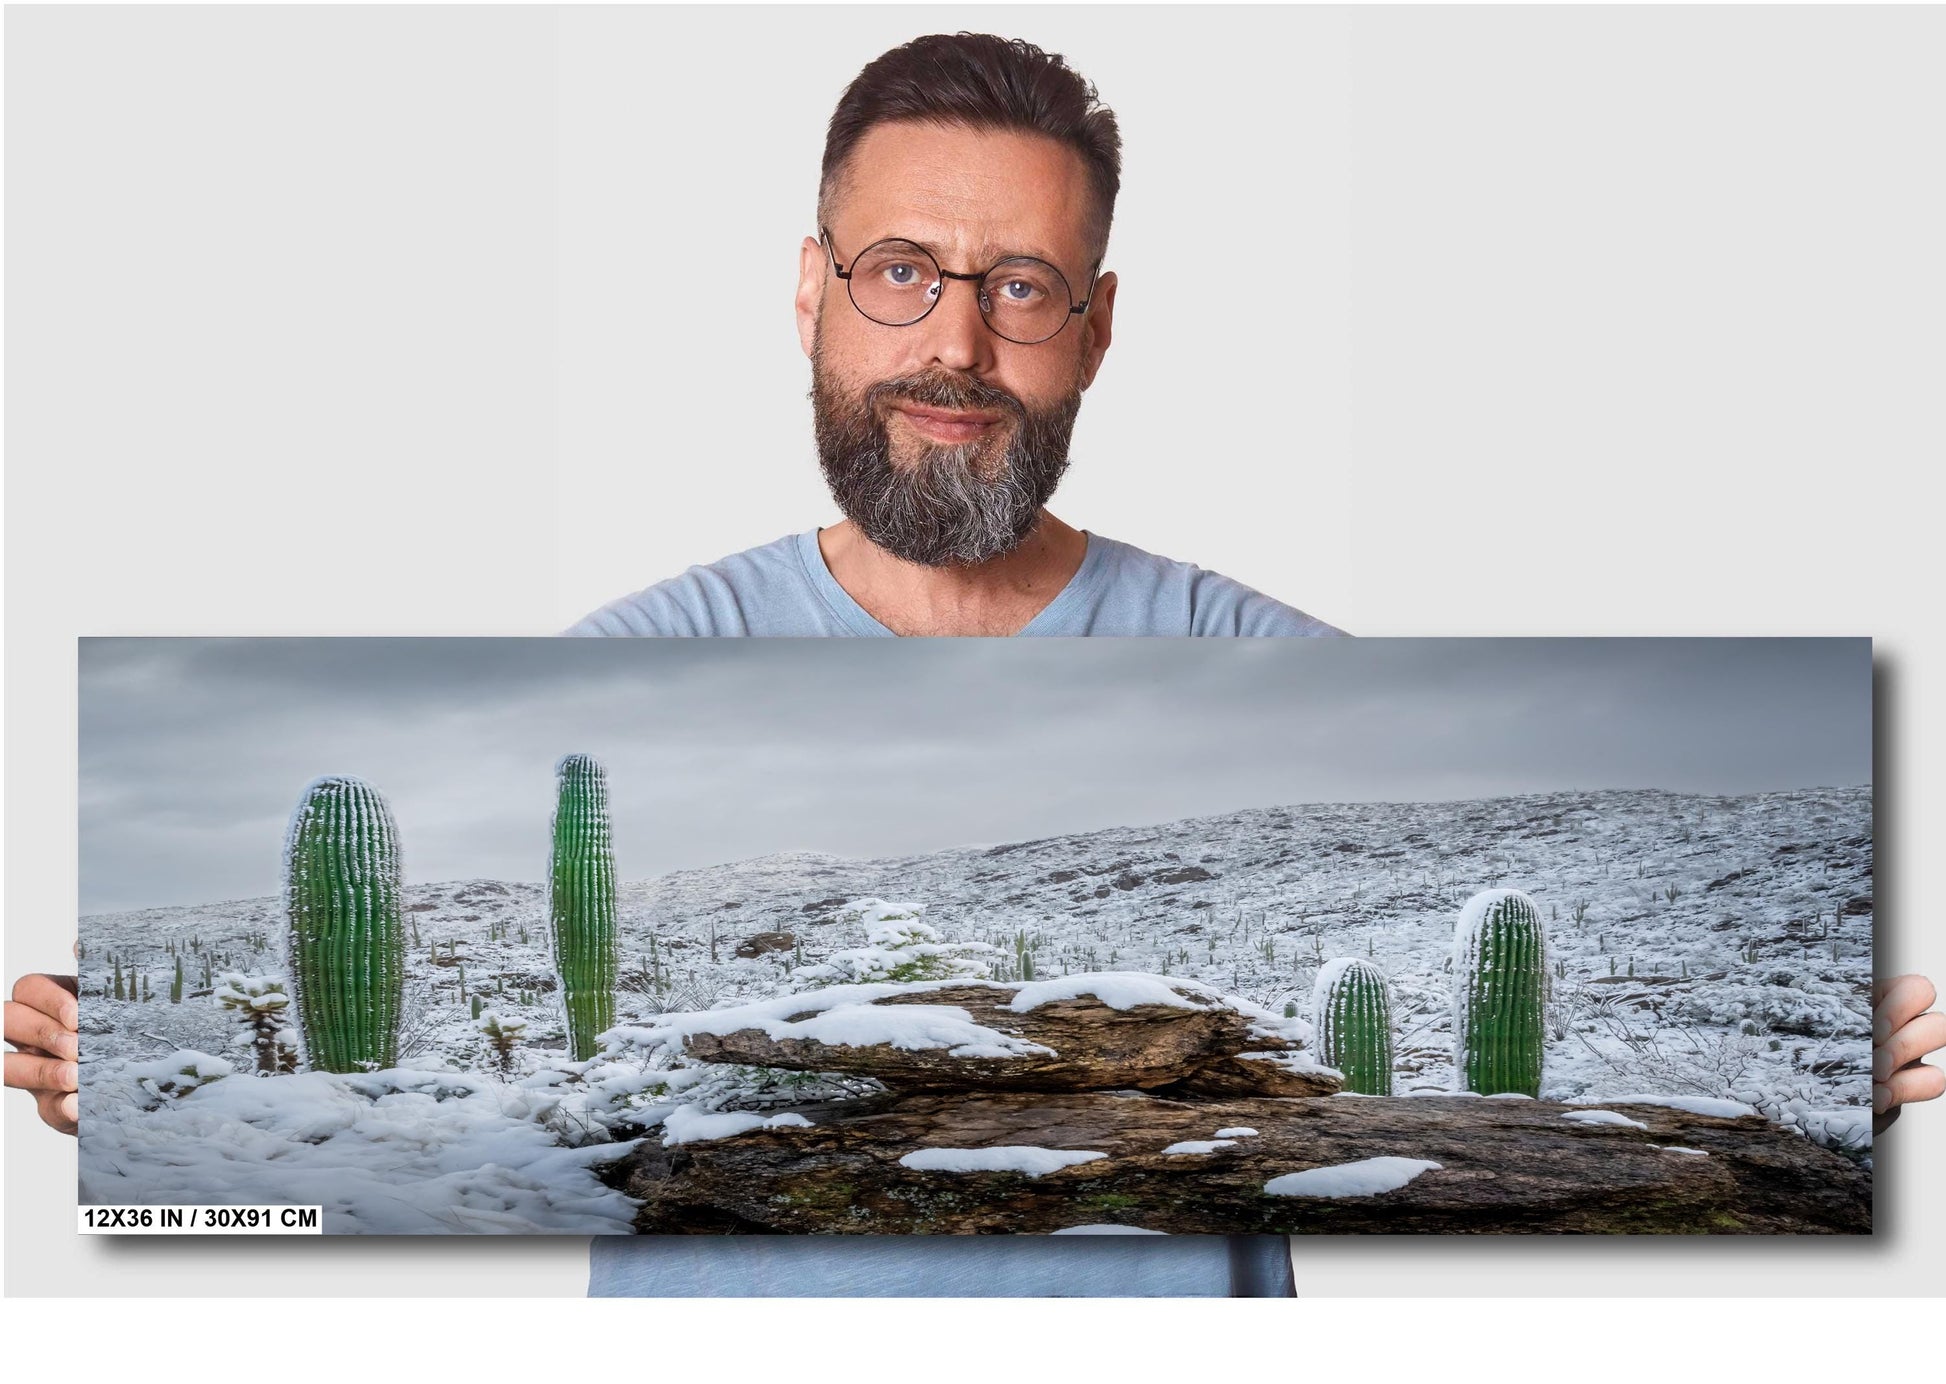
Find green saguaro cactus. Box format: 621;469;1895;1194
284;775;406;1073
1452;888;1547;1097
1312;958;1394;1095
549;754;618;1061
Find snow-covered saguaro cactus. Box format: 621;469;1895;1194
1452;888;1547;1097
548;754;617;1061
1312;958;1394;1095
284;776;406;1073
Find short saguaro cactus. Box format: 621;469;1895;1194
1451;887;1548;1097
1311;957;1395;1095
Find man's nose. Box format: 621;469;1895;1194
911;274;995;372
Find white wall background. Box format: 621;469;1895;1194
7;4;1941;1299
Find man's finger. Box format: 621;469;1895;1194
33;1088;78;1136
4;999;80;1061
9;973;79;1032
1872;974;1936;1043
1876;1063;1946;1112
1873;1011;1946;1080
3;1051;77;1094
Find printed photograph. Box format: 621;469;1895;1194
76;636;1873;1234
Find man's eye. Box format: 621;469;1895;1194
884;263;920;285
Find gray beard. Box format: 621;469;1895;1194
810;343;1084;568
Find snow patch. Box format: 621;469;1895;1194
1002;972;1216;1014
1214;1127;1259;1138
1574;1094;1758;1119
1560;1109;1651;1130
1050;1224;1168;1235
1263;1157;1443;1199
78;1062;640;1234
898;1146;1108;1177
1161;1139;1238;1156
599;984;1057;1063
658;1104;813;1147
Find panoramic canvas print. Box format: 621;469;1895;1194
76;636;1874;1234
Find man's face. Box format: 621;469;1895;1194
796;121;1117;567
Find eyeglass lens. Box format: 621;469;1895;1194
847;240;1074;343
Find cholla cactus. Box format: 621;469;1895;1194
214;972;300;1075
284;776;405;1072
475;1010;528;1076
1452;888;1547;1097
787;900;995;990
548;754;618;1062
1312;958;1394;1095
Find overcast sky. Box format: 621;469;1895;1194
77;637;1871;915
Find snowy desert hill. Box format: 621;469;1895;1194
82;783;1873;1133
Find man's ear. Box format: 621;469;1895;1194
796;236;825;360
1078;269;1116;391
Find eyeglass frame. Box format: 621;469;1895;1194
819;224;1103;345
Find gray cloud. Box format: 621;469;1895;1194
78;637;1871;914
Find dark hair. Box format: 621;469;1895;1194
818;33;1122;264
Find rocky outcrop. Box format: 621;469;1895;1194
595;971;1869;1237
668;978;1338;1097
610;1090;1870;1236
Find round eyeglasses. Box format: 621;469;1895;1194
820;226;1101;346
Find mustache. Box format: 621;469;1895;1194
866;372;1026;422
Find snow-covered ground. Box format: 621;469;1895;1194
78;785;1873;1231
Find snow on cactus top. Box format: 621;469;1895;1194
1450;887;1543;968
213;973;291;1014
1310;956;1390;1061
281;774;395;880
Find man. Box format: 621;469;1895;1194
10;31;1943;1298
566;33;1340;644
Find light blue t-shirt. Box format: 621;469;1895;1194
568;526;1348;1296
565;527;1346;638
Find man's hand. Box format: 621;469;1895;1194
5;973;80;1135
1873;974;1945;1134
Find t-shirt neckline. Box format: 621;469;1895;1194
794;526;1109;637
